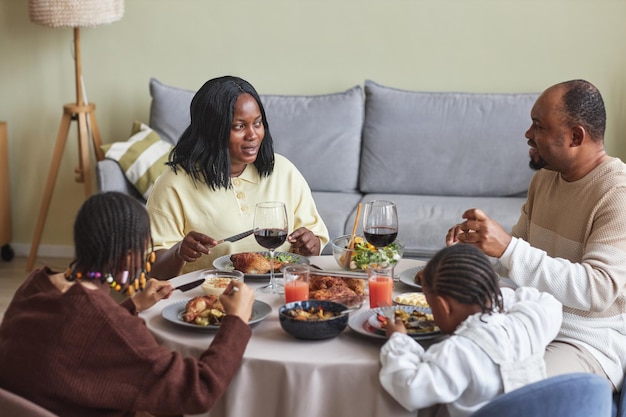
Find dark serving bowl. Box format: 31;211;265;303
279;300;349;340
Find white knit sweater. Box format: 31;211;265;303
495;157;626;389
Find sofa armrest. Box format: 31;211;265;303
96;159;146;202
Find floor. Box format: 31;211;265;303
0;256;72;321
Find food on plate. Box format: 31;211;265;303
283;306;342;321
201;277;234;296
346;236;402;271
414;269;424;285
182;295;226;326
341;277;366;295
394;292;429;307
308;275;365;306
376;308;439;334
230;252;295;274
309;275;365;295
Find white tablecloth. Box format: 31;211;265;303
139;256;428;417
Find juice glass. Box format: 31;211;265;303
367;263;393;308
283;264;310;303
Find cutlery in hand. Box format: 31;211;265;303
174;278;205;292
219;229;254;243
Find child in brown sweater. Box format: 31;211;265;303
0;192;255;417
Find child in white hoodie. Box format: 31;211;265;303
379;244;562;417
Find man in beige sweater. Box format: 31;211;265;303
446;79;626;392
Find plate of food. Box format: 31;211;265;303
161;296;272;330
348;305;441;340
398;265;425;290
212;251;310;279
308;273;367;309
394;292;429;307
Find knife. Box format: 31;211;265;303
219;229;254;243
309;267;400;280
309;269;368;279
174;278;205;292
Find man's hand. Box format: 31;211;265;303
446;208;512;258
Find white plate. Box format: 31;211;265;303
161;299;272;330
348;305;442;340
212;252;310;279
398;265;424;290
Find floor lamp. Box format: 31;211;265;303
26;0;124;272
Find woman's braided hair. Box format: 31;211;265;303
421;244;503;316
70;192;151;283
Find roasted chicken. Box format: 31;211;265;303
230;252;287;274
182;295;224;323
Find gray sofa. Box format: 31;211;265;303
97;78;538;258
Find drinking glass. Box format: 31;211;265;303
362;200;398;248
367;263;394;308
254;201;288;294
283;264;310;303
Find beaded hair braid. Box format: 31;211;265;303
64;192;153;296
421;244;503;316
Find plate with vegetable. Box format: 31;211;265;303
348;305;441;340
161;298;272;330
212;251;310;279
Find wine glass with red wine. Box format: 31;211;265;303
362;200;398;248
254;201;288;294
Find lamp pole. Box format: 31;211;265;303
26;27;104;272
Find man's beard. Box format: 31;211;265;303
529;156;546;171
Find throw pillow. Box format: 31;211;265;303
101;121;172;199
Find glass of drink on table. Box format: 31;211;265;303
367;263;394;308
254;201;288;294
362;200;398;248
283;264;310;303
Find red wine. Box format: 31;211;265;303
364;227;398;247
255;228;287;249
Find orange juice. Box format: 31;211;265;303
284;280;309;303
368;276;393;308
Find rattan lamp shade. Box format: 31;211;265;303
29;0;124;28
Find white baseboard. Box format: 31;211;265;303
8;243;74;259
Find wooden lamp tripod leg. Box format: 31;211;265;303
26;26;104;272
26;107;75;272
26;103;101;272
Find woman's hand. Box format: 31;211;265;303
176;231;219;262
287;227;321;256
131;278;173;313
150;231;220;280
219;280;255;323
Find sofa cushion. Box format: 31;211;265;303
148;78;364;192
312;191;363;253
149;78;193;145
100;121;172;199
262;86;364;192
360;80;539;197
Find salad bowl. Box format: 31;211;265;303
331;235;404;272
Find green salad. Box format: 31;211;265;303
266;253;298;263
348;237;402;270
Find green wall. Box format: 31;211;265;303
1;0;625;255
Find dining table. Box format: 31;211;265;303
139;255;439;417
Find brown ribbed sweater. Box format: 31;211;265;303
0;267;251;417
